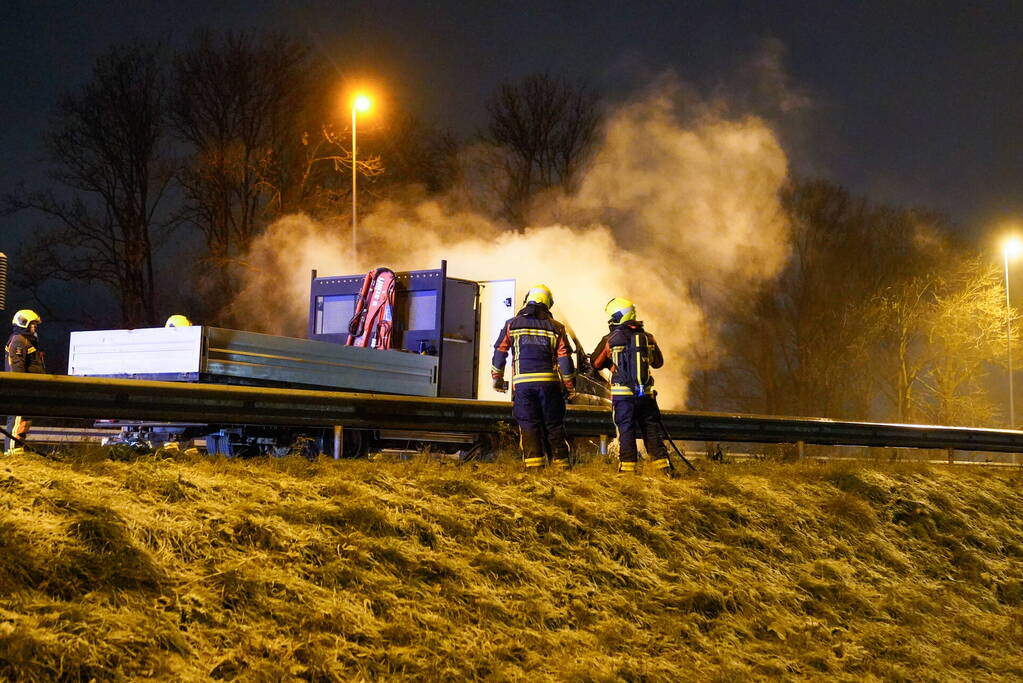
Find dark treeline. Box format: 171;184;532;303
4;34;594;328
692;181;1015;426
3;32;1016;426
4;33;464;328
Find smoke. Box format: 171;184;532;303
233;76;791;408
566;78;790;287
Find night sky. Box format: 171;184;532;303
3;0;1023;235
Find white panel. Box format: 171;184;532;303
476;279;516;402
68;326;203;376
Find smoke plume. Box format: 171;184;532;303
234;79;791;408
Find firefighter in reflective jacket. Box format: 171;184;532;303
590;298;671;474
4;309;46;454
492;284;576;468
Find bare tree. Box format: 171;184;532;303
718;178;1017;428
857;235;1019;427
917;259;1011;426
716;181;952;420
483;72;600;223
171;31;466;324
286;94;384;218
170;32;315;318
861;275;934;422
4;42;171;327
366;113;457;196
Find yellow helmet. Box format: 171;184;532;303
12;309;41;329
604;297;636;324
165;314;192;328
523;284;554;308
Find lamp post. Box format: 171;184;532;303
351;94;372;259
1003;237;1022;429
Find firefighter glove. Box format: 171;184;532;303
493;378;509;393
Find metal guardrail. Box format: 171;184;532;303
2;373;1023;454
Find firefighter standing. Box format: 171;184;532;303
590;298;671;474
492;284;576;469
5;309;46;454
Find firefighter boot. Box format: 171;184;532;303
649;457;672;476
519;428;545;469
617;460;637;475
545;423;571;471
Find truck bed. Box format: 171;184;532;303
67;326;439;397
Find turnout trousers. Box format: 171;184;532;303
612;395;670;473
512;382;570;468
4;415;30;453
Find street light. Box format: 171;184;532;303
351;94;372;259
1003;236;1022;428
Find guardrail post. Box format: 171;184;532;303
333;425;343;460
797;440;805;460
946;447;954;465
599;434;608;456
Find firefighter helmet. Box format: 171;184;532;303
523;284;554;308
12;309;41;329
604;297;636;324
165;314;192;328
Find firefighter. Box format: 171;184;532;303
165;314;192;327
4;309;46;454
492;284;576;469
590;298;671;475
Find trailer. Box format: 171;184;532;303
67;262;525;456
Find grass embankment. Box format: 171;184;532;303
1;451;1023;681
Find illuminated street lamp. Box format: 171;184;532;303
1004;236;1022;428
352;94;372;258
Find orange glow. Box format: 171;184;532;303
354;94;372;113
1004;236;1023;259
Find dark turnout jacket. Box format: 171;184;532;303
5;327;46;374
492;303;576;390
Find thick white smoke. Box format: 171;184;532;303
233;82;791;408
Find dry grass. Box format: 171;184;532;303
1;450;1023;681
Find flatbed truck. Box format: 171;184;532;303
67;262;532;456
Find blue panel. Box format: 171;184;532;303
316;294;357;335
308;268;444;353
406;290;438;331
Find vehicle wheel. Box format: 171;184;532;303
461;433;499;462
342;429;370;458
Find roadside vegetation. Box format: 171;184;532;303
2;449;1023;681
